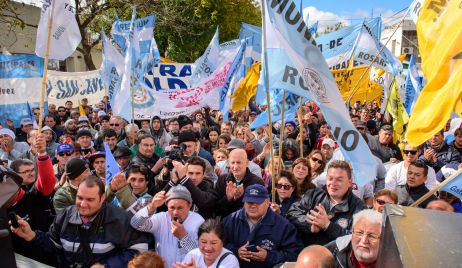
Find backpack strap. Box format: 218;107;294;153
216;252;232;267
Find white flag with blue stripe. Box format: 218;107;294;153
101;32;124;101
404;55;423;114
263;0;376;186
189;28;220;87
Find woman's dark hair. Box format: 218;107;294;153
307;149;326;176
277;170;298;196
205;126;221;141
218;133;232;144
198;219;224;242
291;157;314;196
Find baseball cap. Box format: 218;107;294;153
165;185;192;204
0;128;16;140
243;184;270;204
57;143;74;154
20;118;34;126
227;139;245;150
178;115;193;130
356;121;366;129
65;158;89;180
97;111;107;117
322;138;336;148
78;116;89;122
113;147;132;158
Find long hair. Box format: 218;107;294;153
291;157;314;196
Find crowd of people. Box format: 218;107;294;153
1;96;461;268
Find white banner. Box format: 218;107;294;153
147;63;192;90
46;69;105;106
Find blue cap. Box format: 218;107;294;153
57;143;74;154
242;184;269;204
285;121;296;129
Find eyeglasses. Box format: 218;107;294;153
110;123;120;127
33;113;39;116
375;199;394;206
58;110;66;112
275;183;293;190
352;230;380;242
311;157;323;164
403;150;418;155
58;151;73;157
18;169;34;174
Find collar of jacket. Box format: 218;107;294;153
135;151;156;164
68;203;107;225
237;205;276;227
405;183;429;194
227;168;252;183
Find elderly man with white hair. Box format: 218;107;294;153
325;209;382;268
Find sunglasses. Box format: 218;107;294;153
110;123;120;127
81;149;92;154
311;157;323;164
403;150;418;155
58;151;73;157
58;110;66;112
275;183;293;190
375;199;393;206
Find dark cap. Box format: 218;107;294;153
366;120;377;129
76;129;92;139
89;151;105;163
113;147;132;158
178;130;197;144
65;158;89;180
178;115;193;130
380;124;393;132
227;139;245;150
243;184;270;204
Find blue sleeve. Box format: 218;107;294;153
222;216;238;255
264;222;303;265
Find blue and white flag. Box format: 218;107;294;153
189;28;220;87
112;8;136;121
404;55;423;114
35;0;81;60
0;55;44;126
104;142;120;185
239;23;262;63
101;32;124;101
111;14;156;56
27;102;38;129
441;170;462;201
263;0;377;186
309;21;318;36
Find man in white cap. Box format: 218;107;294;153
131;185;204;268
321;138;336;167
0;128;29;161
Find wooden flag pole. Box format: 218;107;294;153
131;75;135;124
38;0;56;132
298;97;304;157
277;90;286;181
411;169;462;207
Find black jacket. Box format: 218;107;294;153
215;168;265;217
420;142;461;172
164;176;218;219
287;187;366;246
325;235;355;268
395;184;437;208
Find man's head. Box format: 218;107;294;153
428;129;444;147
114;147;132;170
165;185;193;223
294;245;335;268
102;128;118;151
186;156;206;186
360;108;370;121
32;108;40;122
168;118;180;133
350;115;360;127
27;129;38;147
326;160;353;201
65;119;77;131
10;159;36;186
56;143;75;166
20;118;34;134
220;122;232;135
403;144;421;163
229;148;248;180
406;160;428;188
178;130;198;157
284;121;296;134
126;164;149;195
57;106;67;117
378;125;393;145
0;128;15;146
76;176;105;217
76;129;93;148
109;116;123;136
89;152;105;176
426;200;455;212
151;116;161;131
351;209;382;265
65;100;73;110
318;121;329;137
178;115;193;132
41;126;54;143
137;134;155;158
48;104;57;114
243;184;270;221
321;138;335;161
66;158;91;185
44;115;56;128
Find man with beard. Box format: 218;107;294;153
63;119;78;138
167;118;180;139
326;209;382;268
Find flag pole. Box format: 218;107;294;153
38;0;56;132
298;96;304;157
411;169;462;207
277;90;286;181
346;9;410;104
131;75;135;124
261;0;276;203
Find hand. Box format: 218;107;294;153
226;181;237;201
244;127;254;141
172;161;187;181
90;264;105;268
173;259;198;268
147;190;168;214
110;172;128;192
423;148;434;162
10;216;36;241
270;203;281;214
152;158;167;173
6;119;14;129
35;133;46;154
238;241;252;262
311;224;321;233
234;184;244;200
249;246;268;262
389;157;398;163
303;113;312;124
307;204;332;230
171;218;187;239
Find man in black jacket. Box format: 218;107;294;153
215;148;264;217
164;156;218;219
287;160;366;246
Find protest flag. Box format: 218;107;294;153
404;55;423;114
385;79;409;135
261;0;377;187
78;100;87;117
230;61;261;111
26;102;38;129
405;1;462;147
35;0;81;60
104;142;120;185
189;28;220;87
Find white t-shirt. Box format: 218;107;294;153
384;161;437;190
182;248;240;268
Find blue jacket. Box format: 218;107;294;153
199;147;215;166
222;207;303;268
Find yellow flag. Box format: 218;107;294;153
386;79;409;135
405;1;462;146
78;100;86;117
230;62;261;111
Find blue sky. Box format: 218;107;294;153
300;0;414;30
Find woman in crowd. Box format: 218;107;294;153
261;156;284;189
233;126;245;140
372;189;398;213
175;219;239;268
307;149;326;180
291;157;315;197
271;170;300;217
202;126;221;154
218;133;231;150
